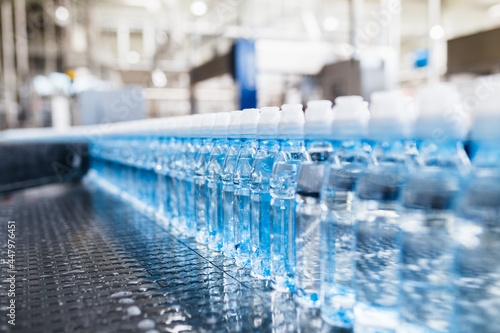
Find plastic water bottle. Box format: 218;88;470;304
453;83;500;333
251;105;290;278
184;115;202;235
167;119;183;223
319;96;371;317
270;104;308;292
222;111;243;257
158;120;176;220
172;117;192;231
194;114;216;243
399;83;470;333
234;109;260;266
352;91;415;332
207;112;231;250
304;100;335;162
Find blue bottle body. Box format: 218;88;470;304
250;139;280;278
194;137;213;243
222;139;242;257
185;138;201;236
453;172;500;333
167;138;181;223
173;138;190;230
234;138;259;266
320;140;371;325
207;138;230;250
398;140;470;333
295;162;326;307
270;139;309;291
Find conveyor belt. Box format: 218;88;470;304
0;182;341;333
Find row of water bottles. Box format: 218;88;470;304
90;81;500;333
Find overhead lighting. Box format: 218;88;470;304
151;69;167;88
488;4;500;18
430;24;445;40
323;16;340;32
190;1;208;16
55;6;69;22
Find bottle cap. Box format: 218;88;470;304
369;90;414;140
190;114;203;137
278;104;304;139
200;113;216;138
212;112;231;138
471;81;500;141
331;96;370;140
304;100;334;140
257;107;280;138
240;108;260;138
414;83;468;140
228;110;243;138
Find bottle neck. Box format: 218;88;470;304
472;139;500;171
279;139;305;151
418;139;470;173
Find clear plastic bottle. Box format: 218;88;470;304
319;96;371;316
184;115;202;235
207;112;231;251
453;83;500;333
351;91;415;332
172;117;192;231
222;111;243;257
194;114;216;243
399;83;470;333
270;104;308;291
234;109;260;266
250;106;286;278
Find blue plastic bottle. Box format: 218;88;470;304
319;96;371;315
399;84;470;333
184;115;202;235
453;84;500;333
207;112;231;250
194;114;216;243
250;106;286;278
172;117;192;231
222;111;243;257
234;109;260;267
352;91;415;332
270;104;308;291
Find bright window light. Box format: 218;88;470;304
190;1;208;17
488;4;500;18
430;24;445;40
151;69;167;87
55;6;69;22
323;16;340;32
126;51;140;64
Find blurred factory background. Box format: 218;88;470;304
0;0;500;129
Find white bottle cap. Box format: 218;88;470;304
180;116;194;138
304;100;334;140
200;113;216;138
414;83;468;140
472;81;500;141
258;106;280;138
368;90;414;140
240;108;260;138
331;96;370;140
190;114;203;138
211;112;231;138
278;104;304;139
228;111;243;138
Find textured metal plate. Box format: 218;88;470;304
0;183;342;333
